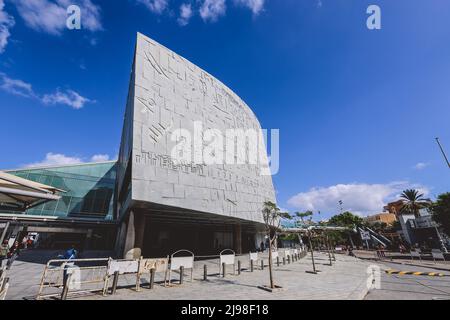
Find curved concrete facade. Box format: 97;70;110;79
117;33;276;231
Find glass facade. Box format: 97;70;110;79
5;162;117;221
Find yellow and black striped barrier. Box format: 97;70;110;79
385;269;445;277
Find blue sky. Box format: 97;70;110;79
0;0;449;218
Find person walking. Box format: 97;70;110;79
380;245;386;258
6;241;21;270
0;240;9;268
260;241;265;252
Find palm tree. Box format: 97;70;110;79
400;189;431;217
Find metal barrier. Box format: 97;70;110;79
136;257;169;290
410;250;422;261
102;258;139;296
0;266;9;300
219;249;236;276
249;252;258;262
431;250;446;263
168;250;194;285
34;247;313;300
282;249;292;261
36;258;109;300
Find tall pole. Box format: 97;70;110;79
325;235;332;266
308;232;317;273
436;138;450;168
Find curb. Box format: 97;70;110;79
355;256;450;273
385;269;445;277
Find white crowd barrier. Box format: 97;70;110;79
219;249;236;276
168;250;194;285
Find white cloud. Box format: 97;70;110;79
0;0;15;53
413;162;429;170
177;3;193;26
287;182;430;216
199;0;226;22
0;73;93;109
25;153;83;168
136;0;168;14
11;0;102;35
0;73;35;97
135;0;264;24
25;152;112;168
90;154;109;162
42;89;92;109
233;0;264;15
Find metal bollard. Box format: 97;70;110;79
203;265;208;281
277;256;280;267
238;261;241;275
250;259;254;272
287;256;291;264
261;259;264;270
60;272;72;300
180;266;184;284
283;257;286;265
111;271;120;295
149;269;155;289
222;263;226;278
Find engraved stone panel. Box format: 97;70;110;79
129;33;276;224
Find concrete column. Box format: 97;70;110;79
134;214;145;251
114;221;127;256
234;224;242;254
122;211;135;257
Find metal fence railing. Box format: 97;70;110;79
36;258;109;300
33;246;310;300
0;266;9;300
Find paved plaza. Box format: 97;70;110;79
4;250;374;300
75;252;372;300
5;249;450;300
365;261;450;300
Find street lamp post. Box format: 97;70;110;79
436;138;450;168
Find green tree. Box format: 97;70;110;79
295;211;313;224
390;220;401;231
327;212;363;247
400;189;431;217
431;193;450;236
371;221;388;231
328;211;363;228
262;201;290;289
